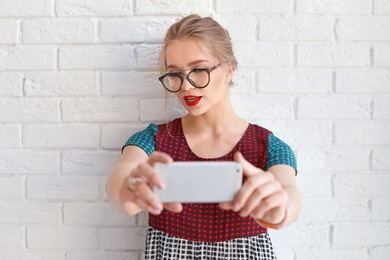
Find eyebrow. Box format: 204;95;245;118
167;59;210;69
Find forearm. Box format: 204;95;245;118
283;184;302;226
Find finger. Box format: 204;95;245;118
163;202;183;213
234;151;265;177
250;190;288;221
233;173;274;211
219;202;234;211
134;162;165;189
239;181;282;217
133;181;163;214
148;151;173;166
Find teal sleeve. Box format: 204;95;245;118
265;133;297;174
122;124;157;156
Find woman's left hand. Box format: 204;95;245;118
219;151;289;225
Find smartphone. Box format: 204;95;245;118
153;161;243;203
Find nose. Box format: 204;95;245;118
180;74;195;91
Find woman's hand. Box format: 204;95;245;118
219;152;289;226
125;151;183;215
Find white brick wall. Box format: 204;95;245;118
0;1;389;259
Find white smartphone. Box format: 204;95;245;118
153;161;243;203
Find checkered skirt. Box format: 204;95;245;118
145;226;277;260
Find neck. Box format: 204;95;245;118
183;98;244;133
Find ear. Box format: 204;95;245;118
225;64;235;85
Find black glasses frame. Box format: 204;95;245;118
158;64;221;93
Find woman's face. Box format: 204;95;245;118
164;38;233;116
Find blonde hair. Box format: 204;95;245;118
158;14;238;74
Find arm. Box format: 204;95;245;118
105;146;149;216
220;152;301;229
264;164;301;227
106;146;183;216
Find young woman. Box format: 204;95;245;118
106;14;301;260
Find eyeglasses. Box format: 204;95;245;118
158;64;221;93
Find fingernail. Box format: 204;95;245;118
233;203;241;212
240;209;247;217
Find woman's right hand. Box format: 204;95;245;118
125;151;183;215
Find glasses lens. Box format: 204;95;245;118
162;74;182;92
188;69;210;88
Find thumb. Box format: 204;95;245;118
234;151;266;177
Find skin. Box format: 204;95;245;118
106;38;301;227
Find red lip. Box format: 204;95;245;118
183;95;202;106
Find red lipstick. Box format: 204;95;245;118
183;95;202;106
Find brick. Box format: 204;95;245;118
0;177;24;199
245;98;296;121
260;121;332;147
337;17;390;41
373;96;390;119
297;43;370;67
0;125;21;148
230;69;257;94
336;70;390;93
374;45;390;67
24;124;99;149
296;174;332;197
259;15;333;41
232;95;294;120
0;228;24;249
297;148;369;172
27;227;98;249
258;69;331;94
101;71;162;97
299;198;369;222
374;0;390;14
334;173;390;197
0;73;22;96
371;198;390;221
135;44;160;69
0;150;59;174
99;17;176;43
61;97;139;122
59;45;133;70
140;97;187;122
136;211;148;226
296;0;371;14
214;15;258;41
0;20;17;44
371;247;390;259
25;71;98;96
0;201;60;224
372;149;390;170
0;47;56;70
62;150;120;176
27;176;100;200
64;202;136;226
22;18;94;43
136;0;210;15
235;42;292;67
296;249;368;260
101;124;147;149
216;0;292;14
0;0;53;17
333;222;390;246
297;96;372;120
0;98;60;123
0;252;65;260
269;224;330;247
56;0;132;16
335;122;390;145
99;227;146;250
